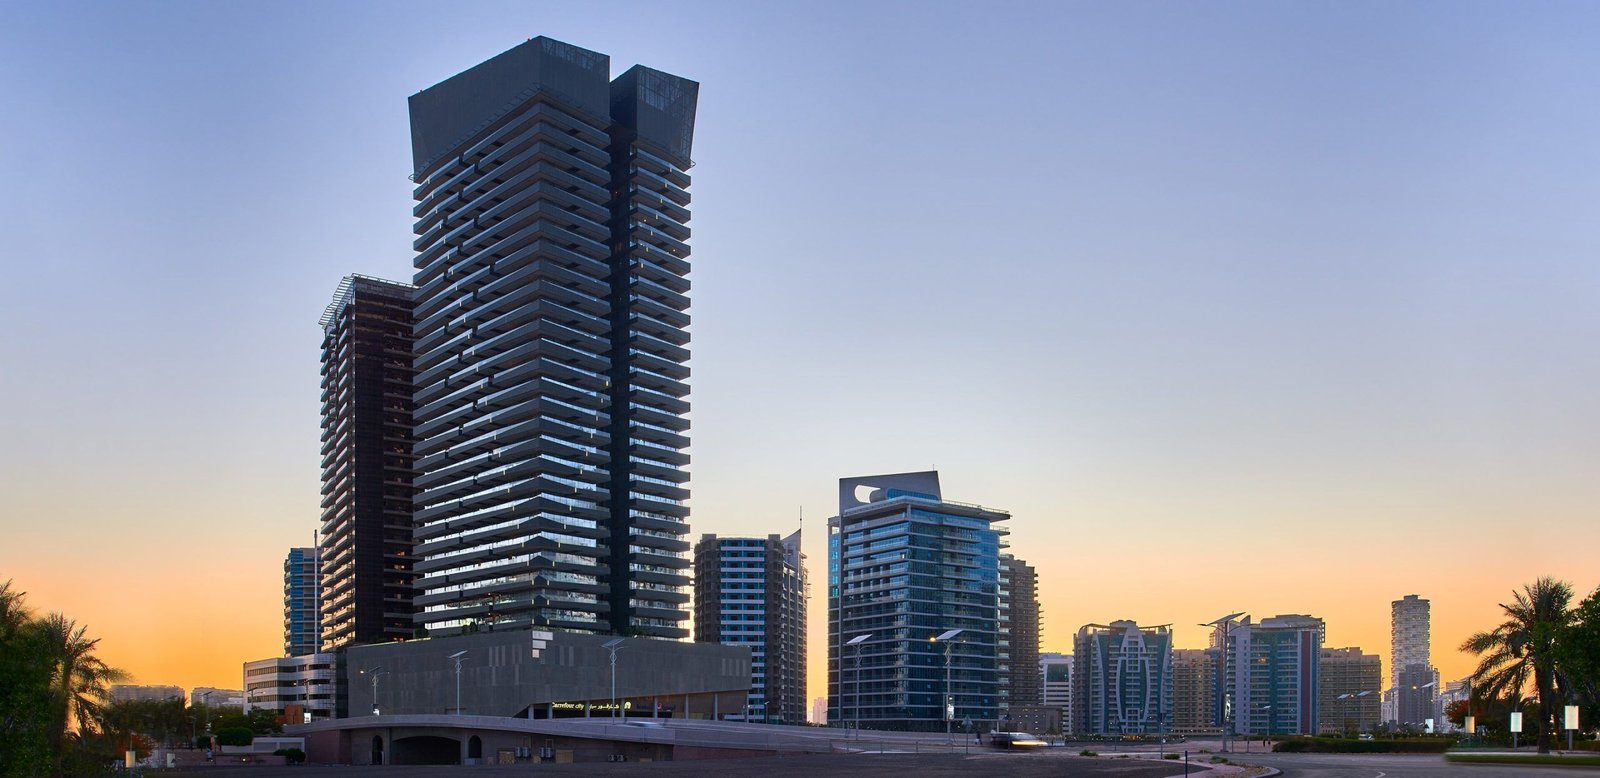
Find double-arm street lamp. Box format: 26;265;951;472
603;639;625;722
448;651;468;715
845;633;873;738
930;629;965;741
361;666;386;716
1336;691;1373;736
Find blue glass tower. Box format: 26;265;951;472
828;471;1008;732
284;547;320;656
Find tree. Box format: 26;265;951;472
1461;577;1575;753
1560;586;1600;712
0;581;54;777
37;611;128;771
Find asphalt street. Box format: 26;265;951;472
1243;752;1600;777
173;752;1195;777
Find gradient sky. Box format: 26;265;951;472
2;1;1598;708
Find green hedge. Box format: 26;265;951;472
1273;737;1452;754
1447;754;1600;766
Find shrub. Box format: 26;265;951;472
273;748;306;764
1164;753;1180;759
1079;749;1098;756
214;727;253;747
1272;736;1451;754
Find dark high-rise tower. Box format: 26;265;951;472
407;38;696;639
1000;554;1041;710
694;530;809;725
318;275;418;649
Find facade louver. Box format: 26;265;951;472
406;38;697;639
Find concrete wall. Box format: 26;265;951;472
346;630;749;718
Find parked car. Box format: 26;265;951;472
990;732;1048;749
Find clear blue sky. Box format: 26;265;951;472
2;1;1597;691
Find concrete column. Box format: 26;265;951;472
585;701;592;718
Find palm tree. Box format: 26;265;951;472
37;612;127;768
0;579;31;637
1461;577;1574;753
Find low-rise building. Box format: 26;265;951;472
244;654;337;723
110;685;185;704
1040;652;1072;733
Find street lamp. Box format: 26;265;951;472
1201;613;1247;753
930;629;964;741
845;633;873;738
448;651;468;715
361;666;385;716
1337;691;1373;736
602;639;625;722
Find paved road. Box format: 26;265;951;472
1246;752;1600;777
173;752;1194;777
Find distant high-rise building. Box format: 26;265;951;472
407;37;698;640
1390;594;1434;727
317;274;417;649
1214;614;1324;736
1040;652;1073;733
109;685;185;704
1172;648;1215;733
283;547;320;656
1073;621;1173;736
828;471;1008;731
811;696;828;726
1435;677;1471;733
1000;554;1041;713
190;687;245;708
693;529;808;725
1318;647;1381;734
1390;595;1431;687
1396;663;1438;729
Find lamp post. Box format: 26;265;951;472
448;651;468;715
1337;691;1373;737
361;666;385;716
845;633;873;738
602;639;625;722
1201;613;1247;753
1408;681;1437;733
930;629;964;741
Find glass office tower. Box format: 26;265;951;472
407;38;696;639
828;471;1008;732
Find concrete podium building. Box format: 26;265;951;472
343;631;748;721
